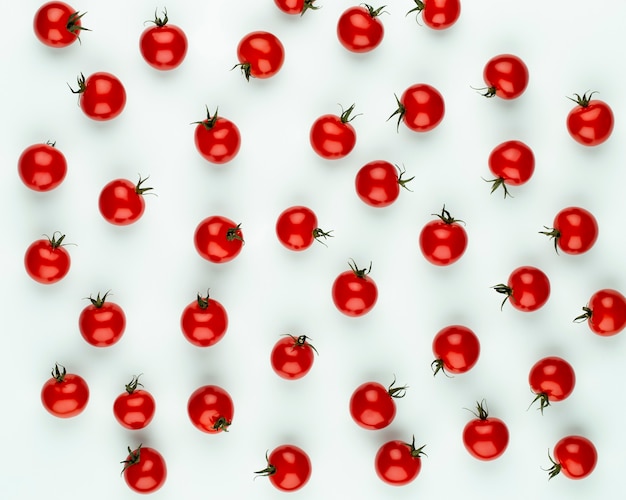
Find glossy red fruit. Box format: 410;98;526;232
375;436;426;486
566;91;614;146
546;435;597;480
122;445;167;494
310;104;358;160
462;400;509;460
24;232;71;284
478;54;529;99
419;206;468;266
431;325;480;376
270;335;317;380
406;0;460;30
486;140;535;198
33;2;88;47
41;363;89;418
18;141;67;191
79;291;126;347
98;176;153;226
575;288;626;336
274;0;319;15
180;291;228;347
337;4;386;53
389;83;445;132
493;266;550;312
540;206;598;255
528;356;575;414
139;9;188;70
275;206;332;251
331;260;378;317
187;384;234;433
69;72;126;121
349;377;407;430
193;107;241;164
255;444;312;492
113;375;156;430
235;31;285;80
355;161;413;207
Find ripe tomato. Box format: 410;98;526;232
275;205;332;251
18;141;67;192
180;290;228;347
270;335;318;380
24;232;71;284
113;375;156;430
389;83;445;132
69;72;126;121
337;4;386;53
194;215;244;263
139;9;188;70
33;2;88;47
462;400;509;460
122;445;167;494
98;176;152;225
540;206;598;255
566;91;614;146
193;107;241;164
431;325;480;376
274;0;319;15
546;435;597;480
375;436;426;486
349;377;407;430
309;104;358;160
419;206;468;266
355;161;413;207
255;444;312;492
235;31;285;80
41;363;89;418
478;54;528;99
486;140;535;198
406;0;461;30
575;288;626;336
78;291;126;347
528;356;575;414
187;384;234;433
331;260;378;317
493;266;550;312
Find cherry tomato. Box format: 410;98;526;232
431;325;480;376
113;375;156;430
235;31;285;80
349;377;407;430
478;54;528;99
337;4;386;53
486;140;535;198
69;72;126;121
375;436;426;486
33;2;88;47
180;290;228;347
24;232;71;284
270;335;318;380
275;205;332;251
389;83;445;132
78;291;126;347
41;363;89;418
309;104;358;160
274;0;319;15
406;0;460;30
575;288;626;336
528;356;575;414
462;400;509;460
331;260;378;317
493;266;550;312
419;206;468;266
255;444;312;492
540;206;598;255
98;176;152;226
194;215;244;264
187;384;234;433
546;435;597;480
566;91;614;146
139;9;188;71
193;107;241;164
18;141;67;192
122;445;167;494
355;161;413;207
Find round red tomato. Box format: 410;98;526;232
419;206;467;266
41;363;89;418
113;375;156;430
24;232;71;284
337;4;386;53
18;141;67;192
271;335;318;380
79;291;126;347
431;325;480;376
33;2;88;47
540;206;598;255
355;161;413;207
98;176;152;225
122;445;167;494
194;215;244;263
69;72;126;121
546;435;597;480
486;140;535;198
462;400;509;460
493;266;550;312
479;54;528;99
235;31;284;80
575;288;626;336
139;9;188;70
349;378;407;430
375;436;426;486
255;444;312;492
389;83;445;132
331;260;378;317
187;384;234;433
274;0;318;15
528;356;575;414
566;91;614;146
180;291;228;347
310;104;358;160
275;205;332;251
193;107;241;164
407;0;460;30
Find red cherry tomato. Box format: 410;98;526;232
486;140;535;198
98;176;152;226
431;325;480;376
375;437;426;486
479;54;529;99
349;377;407;430
122;445;167;494
235;31;285;80
541;206;598;255
41;363;89;418
566;91;614;146
419;206;468;266
69;72;126;121
180;291;228;347
546;435;597;480
575;288;626;336
337;4;386;53
355;161;414;207
274;0;319;15
275;205;332;251
193;107;241;164
113;375;156;430
18;141;67;192
187;384;234;433
389;83;445;132
270;335;318;380
33;1;88;47
331;260;378;317
493;266;550;312
309;104;358;160
528;356;575;414
79;291;126;347
194;215;244;264
139;9;188;70
407;0;460;30
24;232;71;284
462;400;509;460
255;444;312;492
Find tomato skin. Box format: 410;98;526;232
122;446;167;494
550;436;597;480
24;233;71;284
309;104;358;160
375;438;425;486
462;402;509;461
78;293;126;347
528;356;575;413
487;140;534;197
113;376;156;430
71;72;126;121
187;385;234;433
431;325;480;375
33;2;86;47
41;364;89;418
194;215;244;264
274;0;318;15
236;31;285;80
180;292;228;347
256;445;312;492
18;142;67;192
270;335;316;380
482;54;529;99
139;12;188;71
194;108;241;164
337;5;385;53
276;206;322;251
331;261;378;317
579;289;626;336
98;177;151;225
495;266;550;312
391;83;445;132
355;161;413;207
349;379;405;430
566;93;614;146
410;0;461;30
419;207;467;266
543;207;598;255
